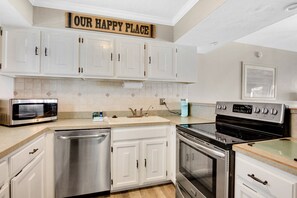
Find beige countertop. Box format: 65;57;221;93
233;138;297;176
0;115;211;159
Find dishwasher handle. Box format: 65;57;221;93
57;134;107;140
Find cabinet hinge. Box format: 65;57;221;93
111;179;113;185
0;63;2;70
176;48;178;53
111;146;113;152
166;141;168;147
144;71;146;76
0;28;2;36
176;73;178;78
111;53;113;61
166;171;168;176
82;38;84;43
79;38;81;43
144;44;146;50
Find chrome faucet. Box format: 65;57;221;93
129;108;137;116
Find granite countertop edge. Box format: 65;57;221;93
233;142;297;176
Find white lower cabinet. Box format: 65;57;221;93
11;152;45;198
142;139;167;183
0;184;9;198
113;141;140;188
111;125;170;191
235;153;297;198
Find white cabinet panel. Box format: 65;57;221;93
235;153;297;198
176;45;197;83
113;141;139;189
116;39;145;79
142;139;167;184
2;28;40;74
80;35;114;77
11;152;45;198
236;181;265;198
147;43;176;80
0;184;9;198
41;31;79;75
0;160;8;188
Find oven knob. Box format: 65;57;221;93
222;105;227;110
271;109;278;115
254;107;260;113
262;108;269;114
217;105;222;109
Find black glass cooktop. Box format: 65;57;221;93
177;123;281;149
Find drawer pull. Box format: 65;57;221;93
29;148;39;155
248;174;268;185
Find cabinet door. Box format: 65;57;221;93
176;45;197;83
0;184;9;198
41;31;79;76
11;152;45;198
2;28;40;74
147;43;176;80
116;39;145;79
142;139;167;184
80;35;114;77
112;141;139;189
235;181;265;198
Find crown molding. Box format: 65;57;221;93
172;0;199;24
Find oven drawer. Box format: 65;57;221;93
10;135;45;176
236;153;297;198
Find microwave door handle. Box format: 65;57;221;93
57;134;106;140
177;133;225;158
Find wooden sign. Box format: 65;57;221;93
65;12;155;38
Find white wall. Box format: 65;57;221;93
0;75;14;99
189;42;297;103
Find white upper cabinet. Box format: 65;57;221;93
115;38;145;79
80;34;114;77
147;42;176;80
1;28;40;74
41;31;80;76
176;45;198;83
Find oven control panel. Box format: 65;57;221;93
215;101;286;123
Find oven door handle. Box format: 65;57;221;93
177;133;226;158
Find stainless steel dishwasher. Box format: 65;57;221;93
54;128;111;198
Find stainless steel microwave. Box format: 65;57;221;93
0;98;58;126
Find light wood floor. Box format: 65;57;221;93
97;184;175;198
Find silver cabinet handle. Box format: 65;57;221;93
149;56;151;64
248;174;268;185
45;47;48;56
136;160;139;168
177;132;225;158
118;54;121;61
144;159;147;167
29;148;38;155
58;134;106;140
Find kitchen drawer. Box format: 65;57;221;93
0;160;8;188
236;154;297;198
113;125;168;141
10;135;45;176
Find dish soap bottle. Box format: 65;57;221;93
181;99;188;117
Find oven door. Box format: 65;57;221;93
176;130;229;198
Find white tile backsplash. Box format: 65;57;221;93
14;78;188;112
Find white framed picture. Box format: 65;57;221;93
242;63;276;100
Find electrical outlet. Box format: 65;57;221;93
160;98;165;105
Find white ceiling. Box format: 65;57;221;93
236;13;297;53
175;0;297;53
29;0;199;25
